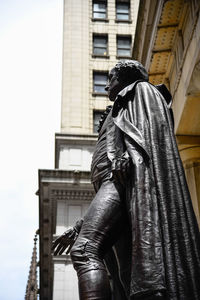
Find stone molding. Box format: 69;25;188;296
51;189;95;201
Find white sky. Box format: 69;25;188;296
0;1;63;299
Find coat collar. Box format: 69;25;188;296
112;81;172;117
112;80;144;117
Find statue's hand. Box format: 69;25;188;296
52;227;78;256
111;152;131;186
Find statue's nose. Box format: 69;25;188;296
105;84;109;91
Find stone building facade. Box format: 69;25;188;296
38;1;139;299
133;0;200;227
61;0;139;135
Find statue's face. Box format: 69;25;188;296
105;68;125;102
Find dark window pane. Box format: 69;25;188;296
94;47;107;55
94;3;106;12
117;3;129;13
93;2;107;19
93;36;107;55
94;73;107;84
117;36;131;57
94;85;106;93
116;3;129;20
93;72;108;93
94;37;107;46
93;12;106;18
117;49;131;56
117;13;129;20
118;39;130;47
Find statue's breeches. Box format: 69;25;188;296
70;180;125;299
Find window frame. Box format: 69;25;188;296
115;1;131;23
93;71;108;95
93;34;108;57
116;35;132;58
92;0;108;21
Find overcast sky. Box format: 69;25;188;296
0;1;63;299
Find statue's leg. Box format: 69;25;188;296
70;180;126;300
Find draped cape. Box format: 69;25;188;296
106;81;200;299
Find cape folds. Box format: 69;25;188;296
108;81;200;299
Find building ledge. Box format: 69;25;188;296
92;92;108;97
92;54;110;59
91;18;109;22
115;19;132;24
116;55;132;60
55;133;97;141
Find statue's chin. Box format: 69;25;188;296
108;95;115;102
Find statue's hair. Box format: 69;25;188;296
114;60;149;83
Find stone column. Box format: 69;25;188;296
180;146;200;228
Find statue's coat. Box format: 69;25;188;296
107;81;200;299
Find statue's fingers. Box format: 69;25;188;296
53;245;61;256
58;244;68;255
52;242;57;251
66;242;74;255
52;237;62;250
65;228;72;234
68;230;76;240
72;233;78;241
54;243;65;256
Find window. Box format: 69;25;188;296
69;148;82;166
68;205;82;226
93;35;108;56
117;36;131;57
93;72;108;94
93;1;107;19
116;1;130;21
93;111;104;133
56;201;90;235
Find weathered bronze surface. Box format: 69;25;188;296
53;60;200;300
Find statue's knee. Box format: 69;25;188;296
70;238;105;274
70;239;89;266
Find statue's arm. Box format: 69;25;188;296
52;219;84;255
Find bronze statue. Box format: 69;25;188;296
52;60;200;300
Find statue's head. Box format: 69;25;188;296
105;60;148;101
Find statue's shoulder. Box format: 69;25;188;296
135;81;153;91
